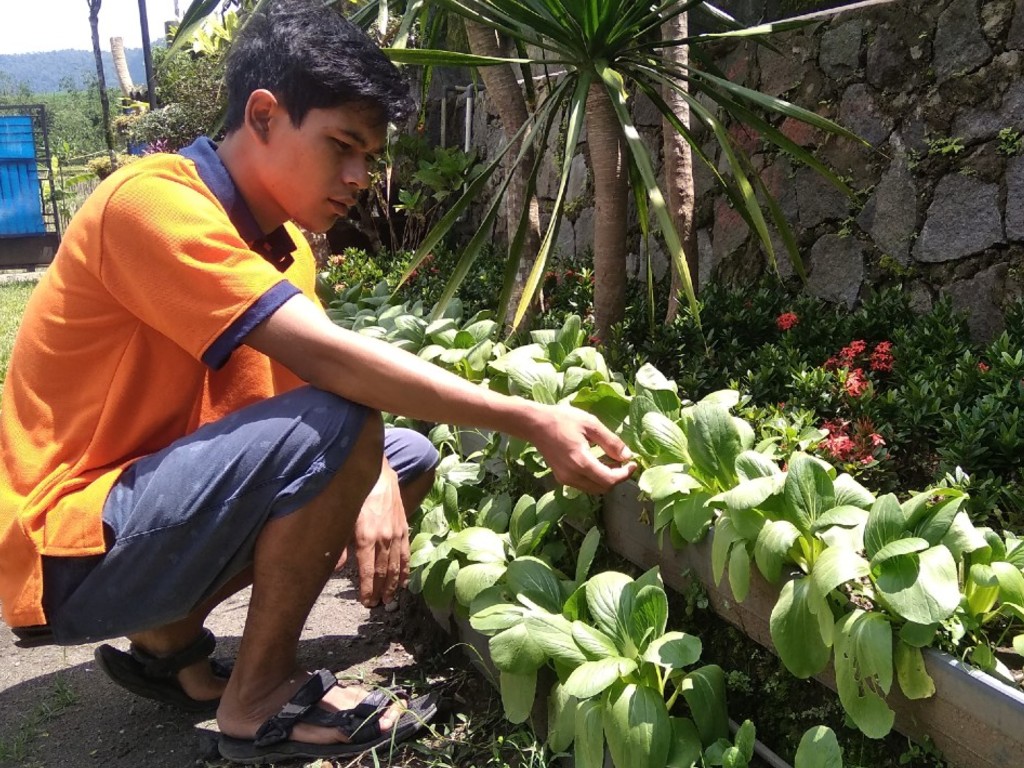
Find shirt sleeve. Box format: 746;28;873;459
96;166;299;368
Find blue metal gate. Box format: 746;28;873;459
0;115;46;237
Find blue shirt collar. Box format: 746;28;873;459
178;137;296;272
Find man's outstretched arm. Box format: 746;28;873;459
245;293;636;494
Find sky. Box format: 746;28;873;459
0;0;184;55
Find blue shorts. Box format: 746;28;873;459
41;386;438;645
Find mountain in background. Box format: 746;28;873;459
0;49;150;95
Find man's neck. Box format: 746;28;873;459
215;132;286;236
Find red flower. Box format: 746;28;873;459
844;368;869;398
776;312;799;331
978;361;990;373
869;341;894;373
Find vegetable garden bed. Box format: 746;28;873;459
594;480;1024;768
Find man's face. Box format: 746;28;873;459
262;102;387;234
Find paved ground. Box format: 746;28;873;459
0;567;461;768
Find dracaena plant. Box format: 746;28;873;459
384;0;863;336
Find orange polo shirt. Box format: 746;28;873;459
0;138;318;627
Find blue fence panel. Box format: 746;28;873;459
0;115;46;236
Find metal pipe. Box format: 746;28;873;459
729;719;793;768
464;84;475;154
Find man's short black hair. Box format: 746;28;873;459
224;0;414;132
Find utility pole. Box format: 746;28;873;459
138;0;156;108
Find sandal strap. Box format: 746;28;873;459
298;687;407;743
254;669;338;748
129;628;217;679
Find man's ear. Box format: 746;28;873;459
245;89;279;144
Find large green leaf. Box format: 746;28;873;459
683;403;749;488
585;571;633;643
629;584;669;651
863;494;907;559
639;464;703;501
769;577;833;678
869;537;930;568
643;631;702;671
833;473;876;509
672;491;717;543
604;684;671;768
500;669;537;724
735;450;781;481
634;362;682;415
447;527;509;563
455;562;507;606
894;639;935;700
469;601;524;635
666;717;703;768
711;516;743;587
872;546;960;625
574;698;605;768
563;657;638;699
490;623;547;674
712;475;785;511
679;664;729;745
811;545;870;596
834;611;895;738
783;453;835;535
794;726;843;768
547;681;578;753
526;611;588;666
506;556;564;614
728;543;752;603
754;519;801;584
575;526;602;585
642;412;691;463
572;620;621;660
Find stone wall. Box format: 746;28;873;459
466;0;1024;339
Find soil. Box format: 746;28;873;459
0;566;479;768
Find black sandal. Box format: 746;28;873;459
218;669;438;764
93;628;231;714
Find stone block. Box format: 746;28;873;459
632;91;662;128
1008;155;1024;243
839;83;893;147
914;174;1003;263
866;24;911;92
945;263;1009;341
1011;0;1024;49
712;199;750;262
574;206;595;259
934;0;992;84
820;20;863;79
857;161;918;263
555;217;575;260
794;167;850;228
807;233;865;308
697;229;714;289
952;76;1024;144
566;153;588;205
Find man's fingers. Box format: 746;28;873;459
584;416;633;463
357;542;379;607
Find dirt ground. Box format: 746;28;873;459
0;566;477;768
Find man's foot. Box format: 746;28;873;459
217;669;437;763
94;629;230;713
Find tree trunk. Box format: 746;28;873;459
463;20;541;331
661;13;698;324
586;82;627;341
110;36;134;97
88;0;116;162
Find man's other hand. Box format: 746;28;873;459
344;459;409;607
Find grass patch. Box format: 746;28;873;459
0;675;78;766
0;281;35;388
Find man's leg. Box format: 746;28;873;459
216;412;406;744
